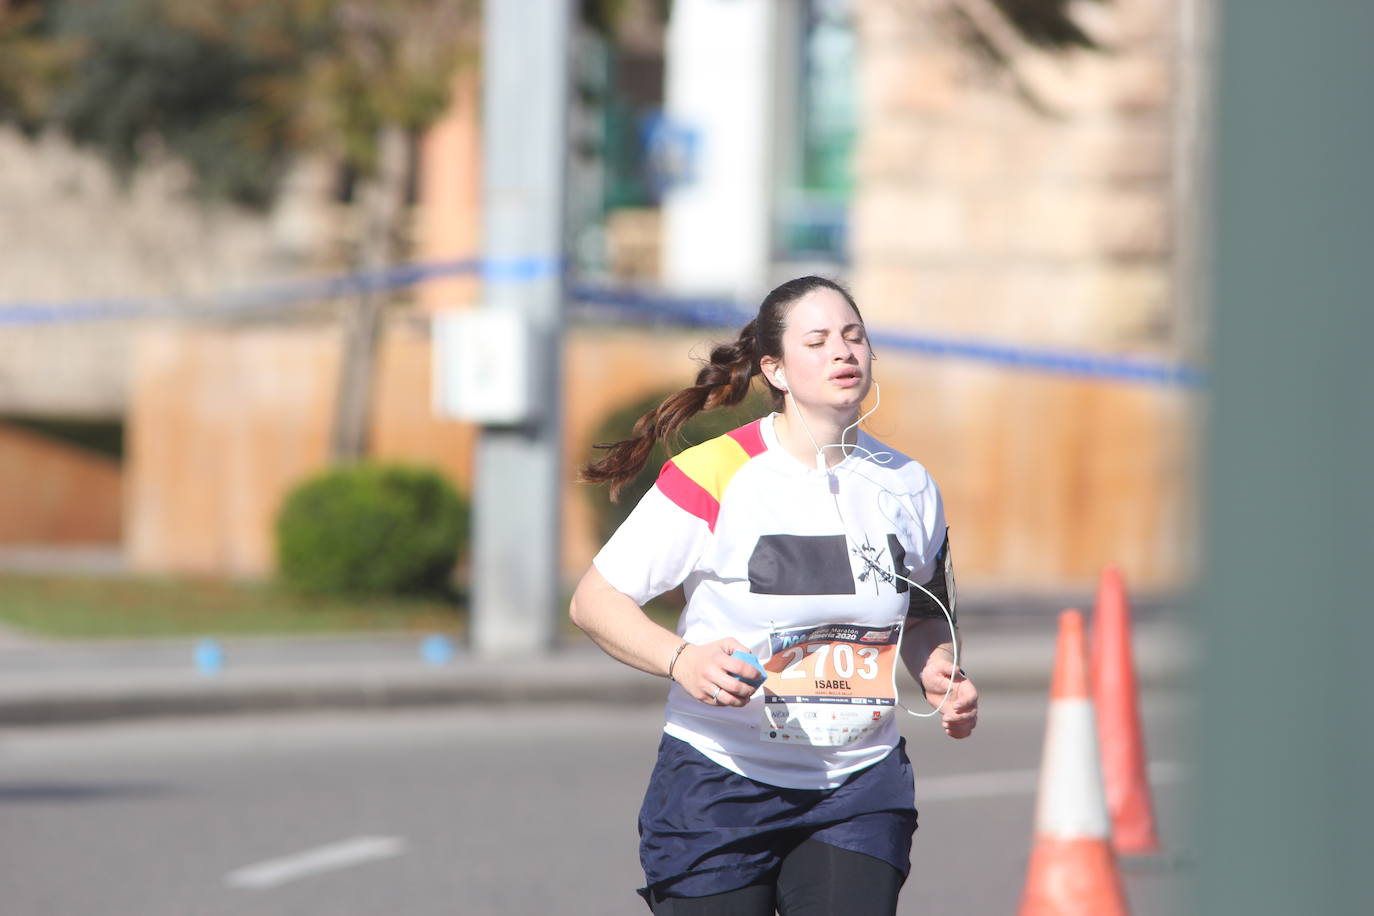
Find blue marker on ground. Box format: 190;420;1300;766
194;638;224;676
420;634;455;666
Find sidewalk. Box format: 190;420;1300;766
0;600;1197;726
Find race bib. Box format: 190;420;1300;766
758;622;900;746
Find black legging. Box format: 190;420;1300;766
648;838;905;915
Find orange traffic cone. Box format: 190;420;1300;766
1090;566;1161;856
1020;610;1129;915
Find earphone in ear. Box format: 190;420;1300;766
775;368;787;392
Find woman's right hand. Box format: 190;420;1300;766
674;639;762;707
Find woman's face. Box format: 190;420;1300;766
767;287;873;416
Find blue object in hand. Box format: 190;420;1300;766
731;650;765;688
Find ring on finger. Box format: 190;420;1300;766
711;685;723;703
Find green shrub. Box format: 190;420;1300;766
584;386;773;545
276;463;469;596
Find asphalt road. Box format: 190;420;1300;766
0;688;1193;915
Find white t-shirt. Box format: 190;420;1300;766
594;413;948;789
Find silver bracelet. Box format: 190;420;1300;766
666;640;690;682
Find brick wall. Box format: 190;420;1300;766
121;321;707;581
0;423;121;544
121;319;1196;591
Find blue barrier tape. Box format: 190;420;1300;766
866;329;1207;388
0;257;490;325
571;283;1206;389
0;299;147;324
0;258;1205;387
481;255;564;284
0;256;564;325
569;282;751;328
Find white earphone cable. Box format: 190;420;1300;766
783;380;962;719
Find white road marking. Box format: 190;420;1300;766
225;836;407;890
918;761;1186;802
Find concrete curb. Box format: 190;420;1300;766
0;669;670;726
0;607;1197;726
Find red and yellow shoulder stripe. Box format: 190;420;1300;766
655;419;767;531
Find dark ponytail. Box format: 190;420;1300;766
579;275;860;501
580;320;761;500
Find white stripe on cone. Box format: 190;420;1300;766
1033;698;1111;838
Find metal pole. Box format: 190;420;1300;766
471;0;571;656
1195;2;1374;911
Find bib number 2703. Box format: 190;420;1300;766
758;623;900;747
775;642;882;683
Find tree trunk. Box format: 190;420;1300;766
331;124;410;462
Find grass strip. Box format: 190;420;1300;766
0;574;464;639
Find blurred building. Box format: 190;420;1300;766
581;0;1204;590
0;0;1205;594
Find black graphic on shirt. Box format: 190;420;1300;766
886;535;908;593
748;535;855;595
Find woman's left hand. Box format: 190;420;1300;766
920;660;979;739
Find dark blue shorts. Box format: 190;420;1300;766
637;734;918;904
